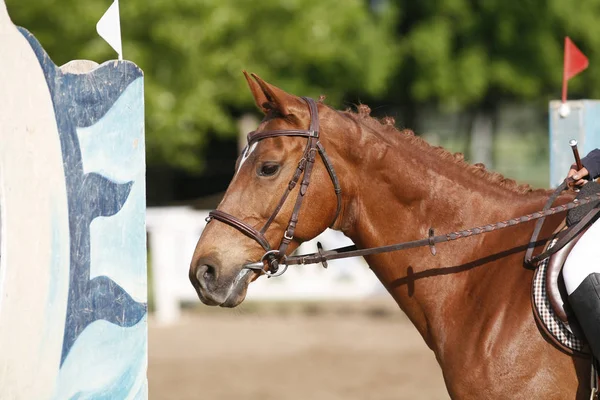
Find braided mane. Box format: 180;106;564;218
337;102;549;196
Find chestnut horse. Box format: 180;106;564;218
190;72;592;399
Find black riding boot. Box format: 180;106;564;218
568;273;600;360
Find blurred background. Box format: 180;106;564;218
7;0;600;398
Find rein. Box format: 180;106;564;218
282;188;600;270
207;96;600;277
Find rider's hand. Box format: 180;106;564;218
567;164;590;188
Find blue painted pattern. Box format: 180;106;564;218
17;27;147;399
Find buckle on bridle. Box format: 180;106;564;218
283;230;294;241
242;250;289;278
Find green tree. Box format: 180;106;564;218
380;0;600;167
6;0;399;171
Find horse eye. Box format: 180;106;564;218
258;162;280;177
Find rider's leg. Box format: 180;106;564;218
563;219;600;359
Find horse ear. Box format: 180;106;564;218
250;73;304;116
243;71;270;114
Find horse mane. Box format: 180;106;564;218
337;102;549;196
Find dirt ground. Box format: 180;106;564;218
149;299;449;400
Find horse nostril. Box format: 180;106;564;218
204;264;215;281
196;264;217;285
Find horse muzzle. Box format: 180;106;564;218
190;257;255;307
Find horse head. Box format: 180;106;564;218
189;72;346;307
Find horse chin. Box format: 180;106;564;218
220;268;255;308
221;290;247;308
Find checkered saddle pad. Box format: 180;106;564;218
532;238;586;353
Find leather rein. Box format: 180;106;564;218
206;97;600;277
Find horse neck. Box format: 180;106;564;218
327;121;551;353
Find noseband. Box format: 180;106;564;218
205;97;342;276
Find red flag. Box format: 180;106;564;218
562;37;589;102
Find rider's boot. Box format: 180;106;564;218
568;272;600;360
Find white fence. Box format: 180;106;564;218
146;207;386;324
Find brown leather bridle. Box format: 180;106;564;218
205;97;600;278
205;97;342;276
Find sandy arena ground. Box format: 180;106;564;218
149;299;449;400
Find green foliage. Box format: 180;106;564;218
394;0;600;111
6;0;399;171
9;0;600;173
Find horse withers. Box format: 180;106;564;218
190;72;593;399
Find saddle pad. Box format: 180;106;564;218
532;239;585;353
